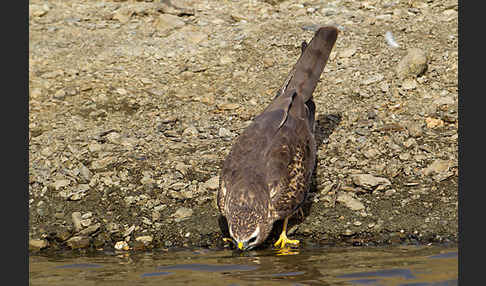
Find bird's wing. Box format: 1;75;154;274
264;91;316;221
218;91;296;216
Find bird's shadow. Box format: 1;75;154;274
217;113;342;249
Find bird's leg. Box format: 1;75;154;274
274;216;300;248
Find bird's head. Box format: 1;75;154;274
227;204;273;251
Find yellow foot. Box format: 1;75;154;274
274;233;299;249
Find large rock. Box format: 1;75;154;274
396;48;428;79
422;159;451;176
155;14;185;32
350;174;391;191
66;236;90;249
172;207;193;222
29;239;48;251
336;193;365;211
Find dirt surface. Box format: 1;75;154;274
29;0;458;253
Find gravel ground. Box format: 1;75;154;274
29;0;458;252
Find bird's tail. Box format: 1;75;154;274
277;26;338;103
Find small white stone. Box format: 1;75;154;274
114;241;129;251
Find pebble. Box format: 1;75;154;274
29;4;50;18
52;179;71;191
77;223;101;236
425;117;444;129
66;236;90;249
185;30;208;45
403;138;416;148
79;164;93;182
217;103;239;110
152;211;161;221
399;153;410;161
263;57;275;68
54;89;66;99
218;127;235;138
362;74;384;85
182;126;199;137
204;176;220;191
433;95;455;107
384;189;397;196
29;239;48;251
406;122;423;137
91;157;115;170
80;218;92;227
56;227;73;241
112;8;133;24
61;184;90;201
350;174;391;191
442;9;457;22
220;55;234;65
71;212;83;232
30;88;43;99
156;14;185;31
173;207;193;222
401;78;417;90
154;204;167;212
114;241;130;251
422;159;451;176
379;81;390;93
123;225;136;238
88;143;103;153
106;132;121;144
106;222;120;234
140;175;155;185
336;193;365;211
343;229;355;236
170;182;187;191
120;137;139;148
396;48;428;79
135;235;153;245
362;148;380;159
74;184;90;194
40;147;53;157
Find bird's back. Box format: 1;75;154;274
219;89;316;220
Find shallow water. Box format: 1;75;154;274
29;244;457;286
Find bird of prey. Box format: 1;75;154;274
217;26;338;250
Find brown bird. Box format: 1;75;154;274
217;26;338;250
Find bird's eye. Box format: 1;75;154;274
248;237;257;244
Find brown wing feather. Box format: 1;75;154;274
265;93;316;220
218;102;293;217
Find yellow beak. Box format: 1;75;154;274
238;242;244;250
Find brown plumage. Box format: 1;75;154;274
218;26;338;250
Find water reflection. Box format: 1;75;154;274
337;268;416;280
30;245;458;286
55;263;103;269
428;252;458;259
156;263;259;272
